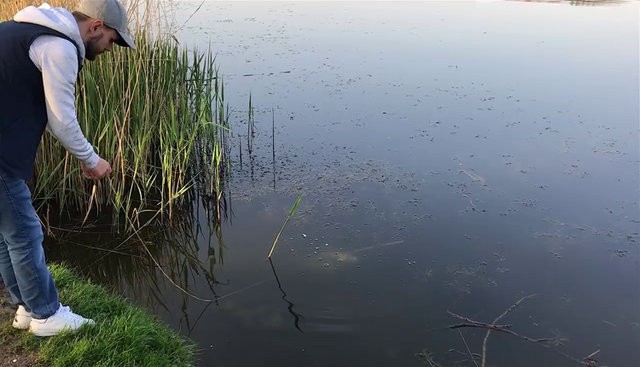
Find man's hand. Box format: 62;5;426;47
82;158;112;179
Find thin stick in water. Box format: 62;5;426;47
458;329;479;367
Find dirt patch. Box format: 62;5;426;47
0;286;40;367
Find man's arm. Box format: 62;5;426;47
30;35;111;178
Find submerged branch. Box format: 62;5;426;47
447;294;600;367
481;294;537;367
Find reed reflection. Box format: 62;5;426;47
269;258;304;333
45;189;229;317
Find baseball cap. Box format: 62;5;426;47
76;0;136;49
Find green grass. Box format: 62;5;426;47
4;264;195;367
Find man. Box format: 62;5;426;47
0;0;135;337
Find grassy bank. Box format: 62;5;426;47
0;264;194;367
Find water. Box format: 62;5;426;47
49;1;639;366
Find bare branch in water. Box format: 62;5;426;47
447;294;601;367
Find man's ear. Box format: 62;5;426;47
88;19;105;34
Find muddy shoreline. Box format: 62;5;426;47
0;285;39;367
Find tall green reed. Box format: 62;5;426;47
36;38;229;231
2;1;230;232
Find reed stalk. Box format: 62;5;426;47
267;195;302;259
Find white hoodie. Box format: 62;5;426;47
14;3;100;169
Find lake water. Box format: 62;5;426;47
50;1;639;366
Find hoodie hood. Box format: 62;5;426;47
14;3;86;60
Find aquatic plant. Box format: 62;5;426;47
1;1;230;233
267;194;303;258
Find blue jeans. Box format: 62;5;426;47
0;173;59;319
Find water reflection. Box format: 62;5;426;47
46;192;228;324
268;259;304;333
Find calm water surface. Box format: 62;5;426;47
51;1;639;366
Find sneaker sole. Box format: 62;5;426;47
12;321;31;330
28;325;73;337
29;321;95;337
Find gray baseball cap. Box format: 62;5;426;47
76;0;136;49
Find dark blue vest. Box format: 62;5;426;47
0;20;82;180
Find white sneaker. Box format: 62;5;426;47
12;305;32;330
29;304;95;337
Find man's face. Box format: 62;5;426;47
85;25;119;61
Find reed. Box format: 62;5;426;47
1;1;230;232
267;194;302;259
